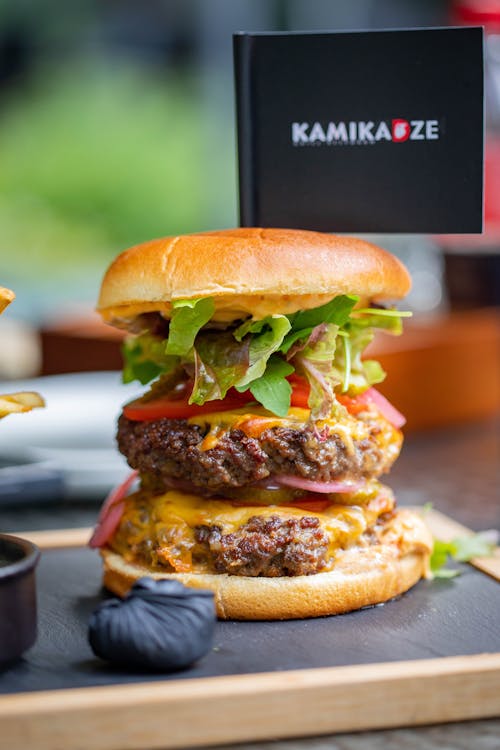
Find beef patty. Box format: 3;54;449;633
117;412;401;493
194;515;329;576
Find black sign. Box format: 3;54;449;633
234;28;483;233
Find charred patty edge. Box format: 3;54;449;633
117;413;401;493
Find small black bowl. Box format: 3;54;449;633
0;533;40;666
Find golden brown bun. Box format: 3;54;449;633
101;510;431;621
97;228;411;324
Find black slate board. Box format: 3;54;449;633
0;545;499;695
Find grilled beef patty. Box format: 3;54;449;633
194;515;329;576
117;413;400;493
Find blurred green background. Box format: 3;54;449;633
0;61;235;316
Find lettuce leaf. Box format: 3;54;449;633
430;531;498;578
293;323;341;420
234;315;291;388
190;332;250;404
362;359;386;386
337;324;387;393
430;539;461;579
280;294;358;355
122;334;179;385
166;297;215;356
247;355;294;417
287;294;359;330
121;294;409;418
348;307;409;335
453;531;498;560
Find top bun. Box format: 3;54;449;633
98;228;411;324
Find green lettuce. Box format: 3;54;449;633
430;532;498;578
280;294;358;355
246;355;294;417
166;297;215;356
287;294;358;330
235;315;291;388
121;294;411;418
349;306;411;335
190;332;249;404
293;323;341;420
122;333;179;385
336;324;386;394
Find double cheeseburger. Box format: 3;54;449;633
91;228;432;619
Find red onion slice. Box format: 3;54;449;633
356;387;406;429
89;470;139;548
273;475;364;494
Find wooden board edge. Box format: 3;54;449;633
15;527;92;549
1;653;499;750
16;508;500;581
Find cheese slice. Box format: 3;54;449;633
188;404;387;454
111;488;395;574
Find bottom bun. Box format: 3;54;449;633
101;512;431;620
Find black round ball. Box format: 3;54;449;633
88;578;216;671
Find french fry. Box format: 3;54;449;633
0;288;44;417
0;391;45;419
0;287;15;314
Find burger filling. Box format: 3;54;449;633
117;406;401;494
109;483;400;576
94;294;420;578
119;295;407;422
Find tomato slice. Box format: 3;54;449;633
123;388;251;421
122;373;366;422
288;376;368;415
287;375;310;409
336;393;367;415
124;376;312;422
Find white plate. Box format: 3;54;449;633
0;372;141;499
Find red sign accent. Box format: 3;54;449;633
392;119;410;142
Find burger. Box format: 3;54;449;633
90;228;432;620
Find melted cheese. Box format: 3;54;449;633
188;405;375;451
119;488;367;535
111;488;396;574
189;406;309;431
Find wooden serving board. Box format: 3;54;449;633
0;509;499;750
